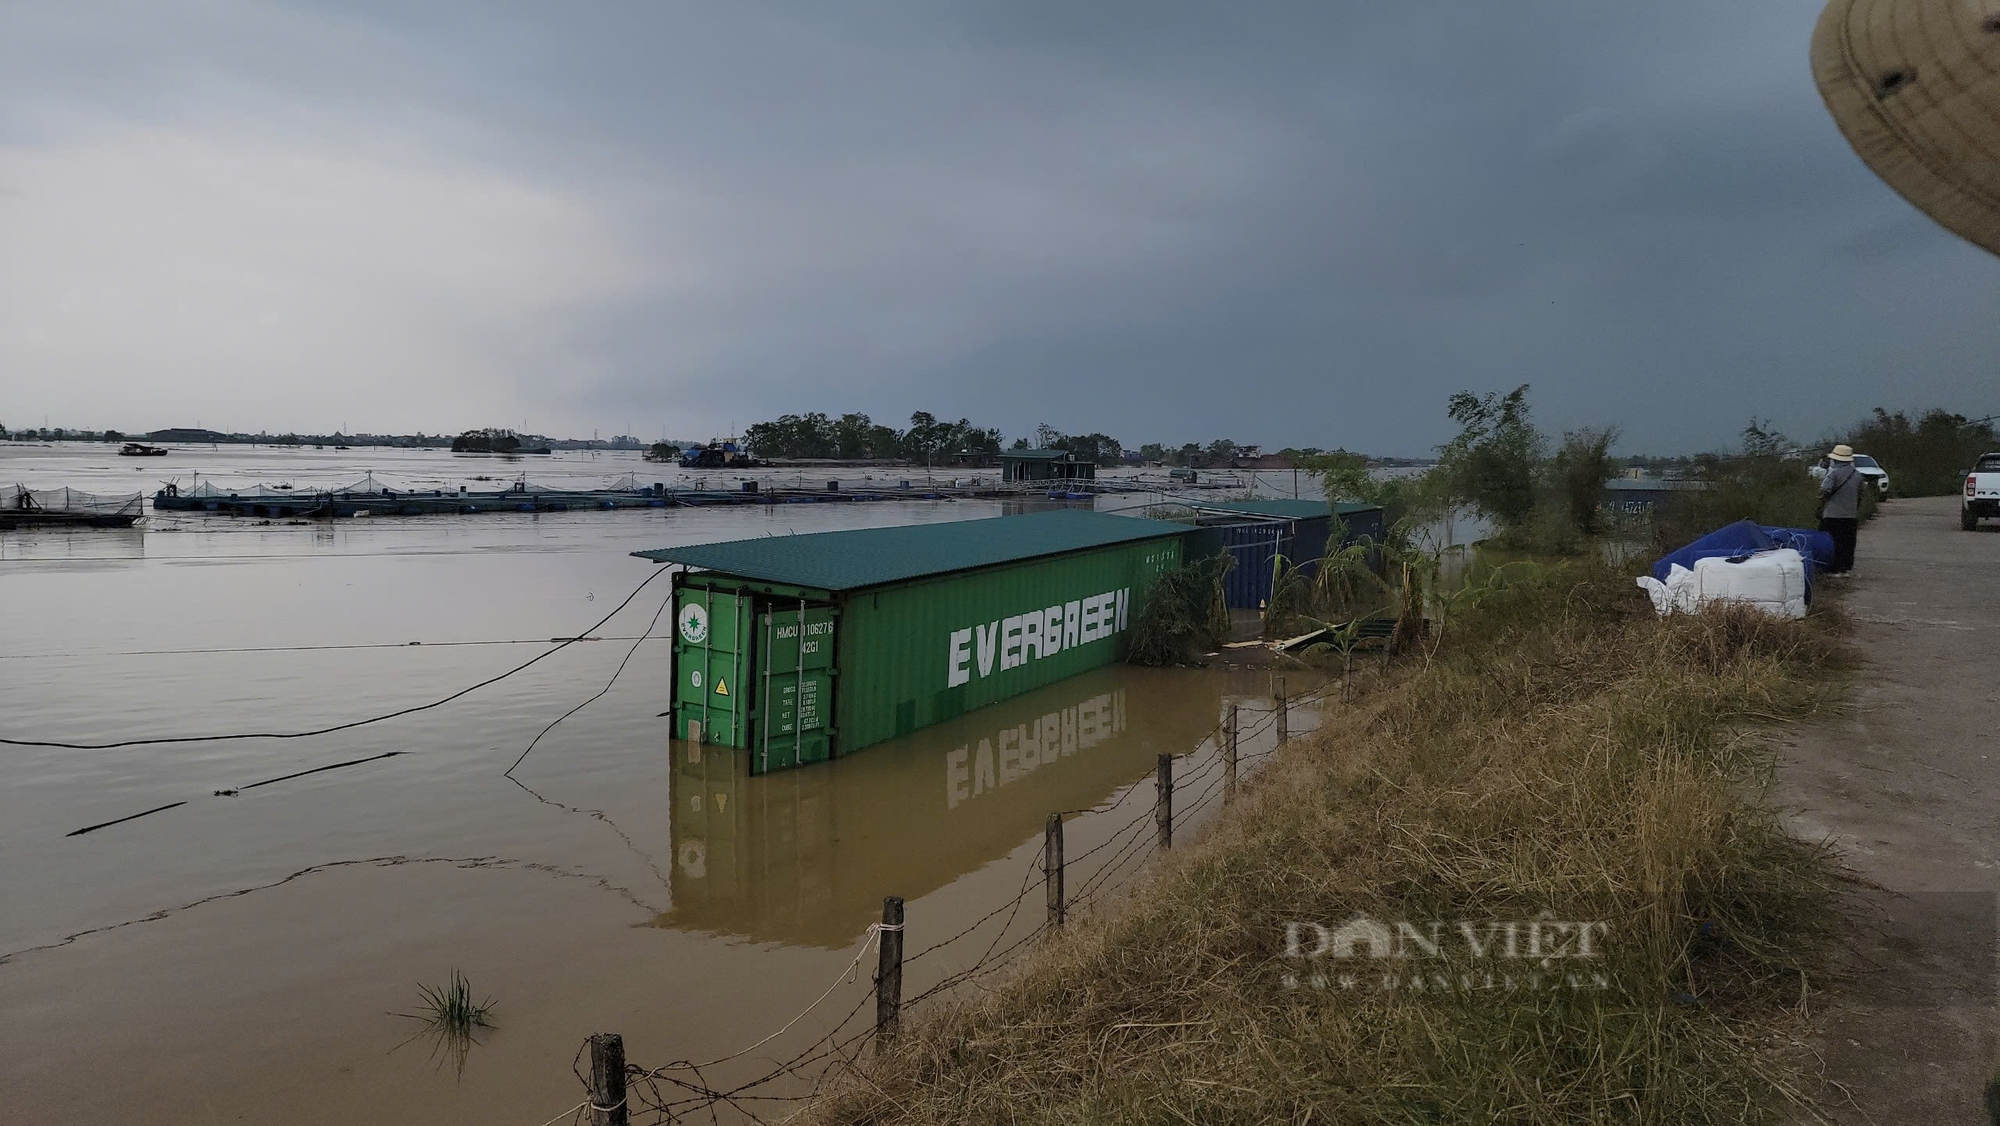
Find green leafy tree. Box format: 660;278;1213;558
1739;417;1790;459
1056;431;1123;465
831;413;877;459
1552;426;1620;535
1436;385;1543;531
1303;448;1442;538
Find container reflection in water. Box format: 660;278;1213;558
659;665;1224;948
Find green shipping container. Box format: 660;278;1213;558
635;509;1189;773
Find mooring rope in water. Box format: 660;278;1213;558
9;564;672;751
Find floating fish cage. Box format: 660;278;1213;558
2;485;144;528
151;474;677;517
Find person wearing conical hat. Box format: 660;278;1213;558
1818;444;1862;574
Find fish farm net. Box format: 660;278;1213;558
4;485;145;517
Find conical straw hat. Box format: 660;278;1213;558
1813;0;2000;257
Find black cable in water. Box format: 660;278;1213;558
8;565;673;751
239;750;406;790
65;801;188;838
64;753;410;836
504;586;675;777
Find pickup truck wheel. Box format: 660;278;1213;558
1965;510;1980;531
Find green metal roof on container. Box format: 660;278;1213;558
1189;498;1382;521
630;509;1188;591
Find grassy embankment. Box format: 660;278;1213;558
813;560;1848;1124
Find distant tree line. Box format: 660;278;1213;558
741;412;1004;462
0;423;660;450
1612;406;1996;500
1301;389;2000;555
2;425;131;442
1843;408;1997;496
736;413;1361;468
451;428;524;453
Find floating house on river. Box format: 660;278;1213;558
633;510;1190;773
999;449;1097;483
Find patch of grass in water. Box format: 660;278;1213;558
396;969;497;1077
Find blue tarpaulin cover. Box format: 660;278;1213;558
1757;525;1836;573
1653;520;1835;586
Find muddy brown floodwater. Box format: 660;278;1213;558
0;444;1322;1124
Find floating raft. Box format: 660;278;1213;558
150;472;1256;519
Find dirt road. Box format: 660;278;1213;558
1776;495;2000;1121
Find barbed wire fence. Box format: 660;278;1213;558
539;674;1342;1125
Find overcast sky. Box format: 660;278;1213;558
1;2;1993;455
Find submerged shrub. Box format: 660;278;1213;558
1126;552;1232;666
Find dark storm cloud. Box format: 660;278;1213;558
2;2;1992;451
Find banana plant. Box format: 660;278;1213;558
1293;614;1372;703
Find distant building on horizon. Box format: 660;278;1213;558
1000;448;1097;483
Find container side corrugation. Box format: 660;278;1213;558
1190;498;1383;521
630;509;1184;592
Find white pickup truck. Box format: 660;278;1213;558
1965;453;2000;530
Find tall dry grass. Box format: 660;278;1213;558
811;560;1848;1125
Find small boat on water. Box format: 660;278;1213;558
119;442;169;457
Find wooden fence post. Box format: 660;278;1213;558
1156;754;1174;851
875;896;904;1048
589;1033;627;1126
1224;704;1239;807
1045;813;1065;928
1274;676;1288;745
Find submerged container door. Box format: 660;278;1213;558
1219;523;1289;609
674;586;751;746
752;605;836;774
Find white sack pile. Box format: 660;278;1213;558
1634;548;1808;619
